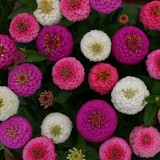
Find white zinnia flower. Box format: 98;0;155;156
111;76;150;115
34;0;62;26
41;112;72;144
0;86;19;121
80;30;111;62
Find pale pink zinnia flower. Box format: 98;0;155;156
52;57;85;90
146;49;160;80
23;137;57;160
88;63;119;95
99;137;132;160
9;13;40;43
61;0;91;22
129;126;160;158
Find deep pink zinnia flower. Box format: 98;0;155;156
76;99;118;142
112;26;149;65
146;49;160;80
129;126;160;158
61;0;91;22
9;13;40;43
23;137;57;160
88;63;119;95
0;116;32;149
8;63;42;97
90;0;122;14
52;57;85;90
0;34;17;70
99;137;132;160
140;1;160;30
36;25;74;62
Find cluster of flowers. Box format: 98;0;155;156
0;0;160;160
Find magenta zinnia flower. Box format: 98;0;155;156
0;116;32;149
88;63;119;95
76;99;118;142
90;0;122;14
8;63;42;97
146;49;160;80
140;1;160;30
52;57;85;90
36;25;74;62
9;13;40;43
23;137;57;160
99;137;132;160
61;0;91;22
112;26;149;65
129;126;160;158
0;34;17;69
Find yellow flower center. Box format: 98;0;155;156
6;126;18;139
44;34;61;53
0;99;3;108
50;125;62;137
98;70;110;81
122;88;137;99
0;44;5;56
15;71;30;85
39;0;53;13
60;67;71;78
126;34;141;52
90;43;103;55
153;3;160;16
67;147;85;160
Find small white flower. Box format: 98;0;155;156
34;0;62;26
111;76;150;115
0;86;19;121
41;112;72;144
67;147;85;160
80;30;111;62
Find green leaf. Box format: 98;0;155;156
59;17;73;27
25;50;49;62
75;135;86;153
145;95;156;103
56;91;72;104
144;104;158;126
85;147;99;160
17;0;37;11
59;150;70;160
8;6;32;19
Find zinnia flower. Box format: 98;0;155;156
61;0;91;22
146;49;160;80
67;147;85;160
112;26;149;65
0;116;32;149
14;50;26;64
99;137;132;160
129;126;160;158
90;0;122;14
23;137;57;160
158;109;160;123
119;14;129;24
52;57;85;90
38;90;55;109
34;0;62;26
111;76;150;115
0;86;19;121
0;34;17;69
8;63;42;97
140;1;160;30
36;25;74;61
80;30;111;62
41;112;73;144
76;99;118;142
9;13;40;43
88;63;119;95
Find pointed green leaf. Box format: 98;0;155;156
75;135;86;153
56;91;72;104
